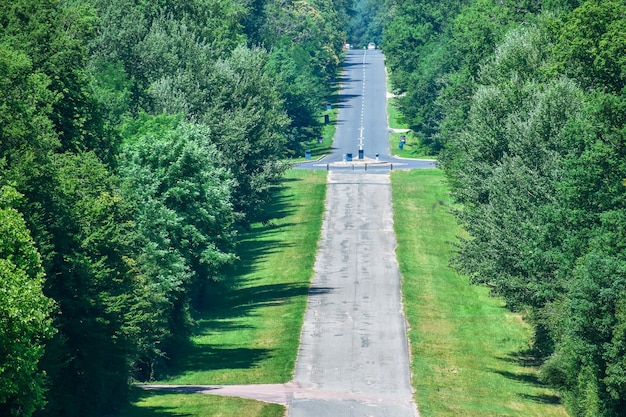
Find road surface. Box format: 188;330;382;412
289;48;419;416
296;48;435;171
288;170;418;416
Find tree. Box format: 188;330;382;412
555;0;626;93
119;116;237;375
348;0;385;48
39;151;140;417
0;186;54;417
442;22;586;349
192;46;291;220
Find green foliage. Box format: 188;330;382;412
0;0;349;414
555;1;626;93
119;116;237;377
383;0;559;154
0;186;54;417
348;0;385;48
195;46;291;219
253;0;349;153
266;40;326;156
440;6;626;415
88;0;247;113
40;151;140;417
383;0;474;153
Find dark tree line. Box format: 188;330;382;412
384;0;626;415
0;0;350;416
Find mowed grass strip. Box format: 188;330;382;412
391;169;567;417
387;95;406;130
126;388;284;417
124;169;327;416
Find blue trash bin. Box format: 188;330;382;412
305;150;311;160
346;153;353;162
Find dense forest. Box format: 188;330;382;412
0;0;349;416
383;0;626;416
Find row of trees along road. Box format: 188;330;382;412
383;0;626;416
0;0;351;416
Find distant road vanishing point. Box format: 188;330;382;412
287;49;419;416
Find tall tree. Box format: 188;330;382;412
119;115;237;376
0;186;54;417
40;151;140;417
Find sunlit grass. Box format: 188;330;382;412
124;168;567;417
387;95;407;129
391;169;567;417
126;387;283;417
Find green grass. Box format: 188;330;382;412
387;95;406;129
126;387;283;417
391;169;568;417
387;96;435;159
123;170;327;417
124;168;569;417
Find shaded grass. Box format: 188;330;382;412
123;170;327;416
387;97;433;159
391;169;567;417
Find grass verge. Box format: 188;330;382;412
387;97;433;159
387;94;406;128
126;387;284;417
391;169;567;417
123;169;327;417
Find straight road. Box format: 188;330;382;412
288;171;418;416
328;48;389;162
140;49;422;416
288;49;419;416
296;49;435;171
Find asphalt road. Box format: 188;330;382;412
296;48;435;171
288;49;419;416
288;172;418;416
